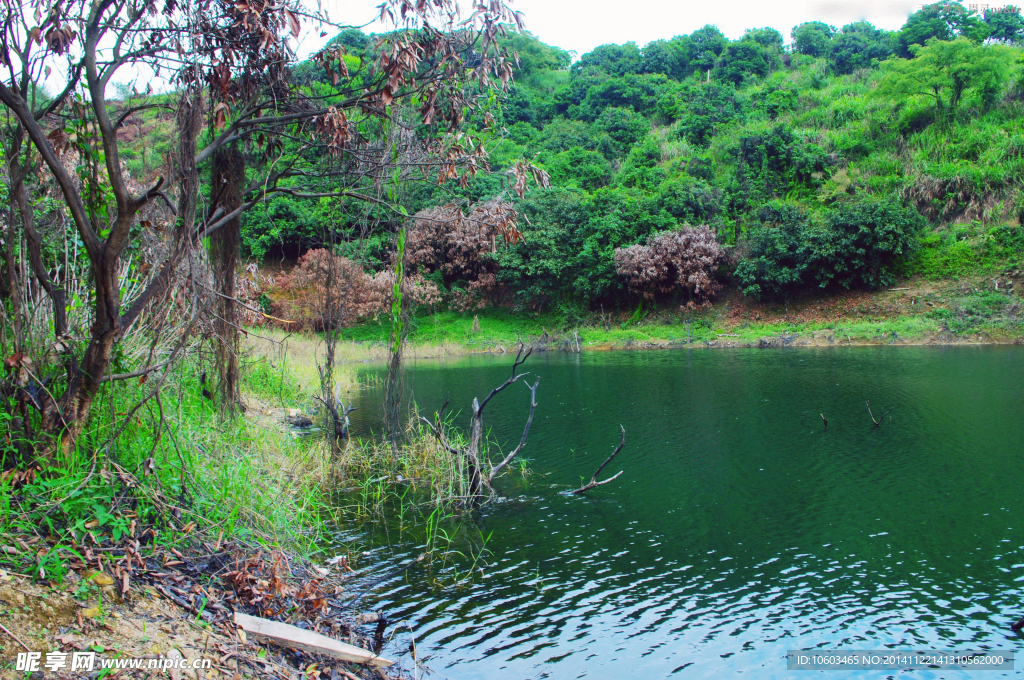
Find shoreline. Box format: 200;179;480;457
257;276;1024;364
309;324;1024;365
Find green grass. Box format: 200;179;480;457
335;308;573;347
0;354;334;583
929;289;1024;335
906;222;1024;279
328;303;980;353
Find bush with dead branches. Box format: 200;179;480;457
406;201;522;310
271;249;440;331
613;225;725;308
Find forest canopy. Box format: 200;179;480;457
44;0;1024;321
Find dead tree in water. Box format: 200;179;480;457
420;345;538;507
573;426;626;494
316;382;357;449
866;401;894;429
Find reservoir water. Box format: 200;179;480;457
336;346;1024;679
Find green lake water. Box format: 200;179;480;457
336;347;1024;679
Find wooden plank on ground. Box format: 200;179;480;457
233;612;393;667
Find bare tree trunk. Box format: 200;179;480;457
4;124;68;345
176;90;202;249
210;145;244;415
383;226;408;451
4;193;23;348
465;398;485;498
316;249;345;455
11;160;67;339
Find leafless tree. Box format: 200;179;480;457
866;401;894;429
572;426;627;494
419;345;538;507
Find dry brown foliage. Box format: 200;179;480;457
270;248;440;331
614;225;725;308
406;201;521;309
900;174;1009;223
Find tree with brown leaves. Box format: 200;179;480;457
0;0;538;459
406;200;535;309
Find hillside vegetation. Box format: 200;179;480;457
121;1;1024;327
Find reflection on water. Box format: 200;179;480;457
333;347;1024;679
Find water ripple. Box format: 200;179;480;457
334;347;1024;679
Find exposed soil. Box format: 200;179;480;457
1;570;232;680
0;545;403;680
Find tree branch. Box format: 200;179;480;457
572;426;626;494
488;378;539;484
866;401;894;429
478;344;532;413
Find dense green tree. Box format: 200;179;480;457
689;25;729;72
735;198;920;299
743;27;784;51
573;73;676;119
750;84;797;120
656;176;720;223
898;0;991;56
330;28;371;54
545;148;613;190
502;85;539;125
573;42;643;76
594;107;650;154
503;30;572;77
877;38;1011;122
984;6;1024;43
641;38;691;79
538;118;596;153
678;81;745;145
734;126;828;200
829;21;896;74
616;137;668;189
494;188;597;303
734;202;811;299
792;21;835;57
811;198;923;289
720;40;776;85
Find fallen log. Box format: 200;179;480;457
233;612;393;667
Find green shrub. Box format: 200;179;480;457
734;202;812;299
544;147;613;190
812;196;922;288
736;197;921;299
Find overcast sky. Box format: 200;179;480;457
312;0;923;59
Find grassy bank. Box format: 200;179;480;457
294;272;1024;362
0;352;338;583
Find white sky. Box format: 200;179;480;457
311;0;923;59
